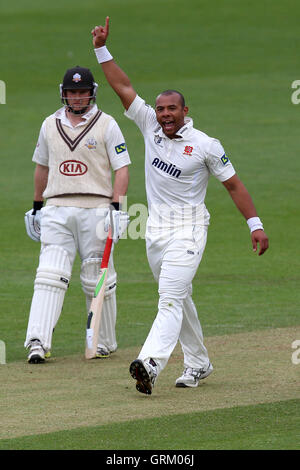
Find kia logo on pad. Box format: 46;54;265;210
59;160;88;176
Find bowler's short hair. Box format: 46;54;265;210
156;90;186;108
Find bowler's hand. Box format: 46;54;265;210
251;230;269;256
92;16;110;48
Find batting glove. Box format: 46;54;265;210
104;205;129;244
24;201;43;242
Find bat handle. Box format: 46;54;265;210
101;228;113;269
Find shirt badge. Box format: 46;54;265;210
115;143;127;154
221;154;229;165
154;135;163;146
183;145;193;156
85;137;97;149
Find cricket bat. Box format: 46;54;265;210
85;228;113;359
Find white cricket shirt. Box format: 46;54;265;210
125;95;235;228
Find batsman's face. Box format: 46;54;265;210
64;89;91;112
155;93;188;139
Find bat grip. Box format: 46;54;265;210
101;228;113;269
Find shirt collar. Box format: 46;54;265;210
155;116;194;140
54;104;99;128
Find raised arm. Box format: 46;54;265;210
91;17;137;110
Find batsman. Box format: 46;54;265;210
24;65;131;363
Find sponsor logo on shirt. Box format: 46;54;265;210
152;157;181;178
183;145;193;156
59;160;88;176
221;154;229;165
115;143;127;154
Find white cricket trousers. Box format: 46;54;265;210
139;225;210;375
25;205;117;352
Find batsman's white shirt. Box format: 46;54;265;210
34;104;130;171
125;95;235;229
26;105;130;352
125;95;236;373
33;104;131;207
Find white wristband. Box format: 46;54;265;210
247;217;264;233
94;46;113;63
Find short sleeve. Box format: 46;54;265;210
124;95;157;134
104;119;131;171
32;120;49;166
205;139;235;182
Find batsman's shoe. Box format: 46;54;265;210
44;350;51;359
95;346;110;359
27;339;45;364
175;363;213;388
129;358;157;395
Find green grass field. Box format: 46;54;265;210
0;0;299;452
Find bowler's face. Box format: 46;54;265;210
155;93;188;139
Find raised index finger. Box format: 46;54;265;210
105;16;110;34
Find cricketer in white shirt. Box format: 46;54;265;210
25;96;131;361
125;95;234;376
33;104;131;202
92;18;268;394
125;95;235;230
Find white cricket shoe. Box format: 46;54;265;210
95;346;110;359
27;339;45;364
175;363;213;388
129;358;157;395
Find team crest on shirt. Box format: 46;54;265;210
154;135;163;147
183;145;193;156
85;137;97;149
